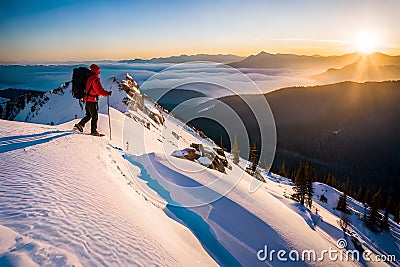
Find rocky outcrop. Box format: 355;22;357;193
172;143;231;174
121;73;144;111
121;73;165;128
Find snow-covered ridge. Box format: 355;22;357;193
0;72;150;125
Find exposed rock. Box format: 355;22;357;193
172;143;230;174
185;148;201;161
171;148;201;161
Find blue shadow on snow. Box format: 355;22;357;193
123;155;242;267
0;131;73;153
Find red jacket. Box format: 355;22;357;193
83;74;109;102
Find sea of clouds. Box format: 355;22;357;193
0;62;317;97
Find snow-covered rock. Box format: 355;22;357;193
197;156;213;167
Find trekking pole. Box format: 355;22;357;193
107;95;112;140
107;80;114;140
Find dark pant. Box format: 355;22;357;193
78;101;98;134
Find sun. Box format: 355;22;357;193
355;31;379;54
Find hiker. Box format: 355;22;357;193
74;64;111;136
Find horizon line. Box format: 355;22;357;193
1;50;399;65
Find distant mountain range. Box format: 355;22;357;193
229;51;400;69
314;60;400;83
121;51;400;83
119;54;245;64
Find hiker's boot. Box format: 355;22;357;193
73;124;83;132
91;131;105;137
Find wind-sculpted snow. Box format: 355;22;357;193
0;130;171;265
0;224;81;266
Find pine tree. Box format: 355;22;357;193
293;174;306;206
344;176;352;196
366;187;382;232
337;177;351;212
248;142;259;173
304;162;315;208
383;208;389;230
363;189;371;205
231;135;240;164
325;172;335;187
325;173;331;186
278;161;289;178
304;162;317;182
292;162;306;206
290;169;297;183
336;193;347;212
356;186;364;202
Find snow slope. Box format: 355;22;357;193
0;113;216;266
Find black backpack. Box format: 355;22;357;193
72;67;92;99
